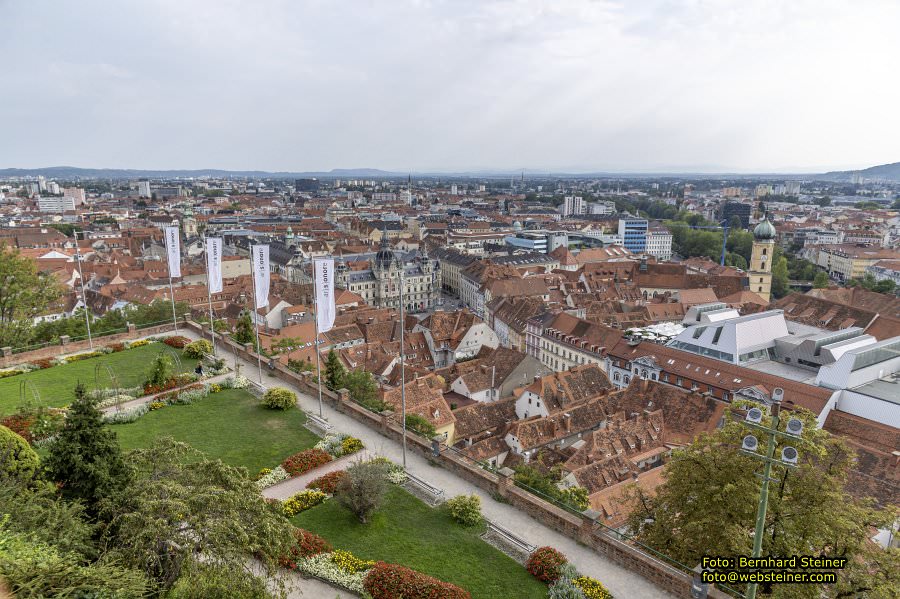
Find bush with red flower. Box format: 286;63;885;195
32;358;54;369
279;528;333;569
526;546;568;583
363;562;471;599
281;448;332;477
162;335;191;349
305;470;347;494
107;342;126;352
0;413;35;443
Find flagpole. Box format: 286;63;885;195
73;231;93;350
399;268;407;469
165;228;179;332
204;236;216;357
313;258;324;418
249;251;263;384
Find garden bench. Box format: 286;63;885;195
405;472;446;504
486;521;536;556
305;413;333;434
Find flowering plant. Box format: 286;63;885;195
331;549;375;573
126;339;151;349
314;433;349;457
387;469;409;485
162;335;191;349
208;383;223;394
363;561;471;599
341;436;364;455
66;351;104;363
294;552;368;594
107;342;126;353
103;404;149;425
33;358;54;369
148;401;166;411
526;546;568;583
255;466;289;490
282;489;327;517
306;470;347;494
278;528;333;569
573;576;613;599
281;449;332;477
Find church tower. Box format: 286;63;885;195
749;216;776;302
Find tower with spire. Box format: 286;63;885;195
749;215;777;302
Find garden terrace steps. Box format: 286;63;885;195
262;450;374;501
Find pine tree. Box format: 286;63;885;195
324;349;346;391
45;383;129;518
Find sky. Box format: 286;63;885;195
1;0;898;174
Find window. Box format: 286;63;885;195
614;372;621;382
676;377;683;386
624;376;630;384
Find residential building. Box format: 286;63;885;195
37;196;76;213
720;202;752;228
645;228;673;261
560;195;586;217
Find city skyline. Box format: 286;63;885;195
2;1;899;172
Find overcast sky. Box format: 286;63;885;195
1;0;897;173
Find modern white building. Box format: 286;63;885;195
588;201;616;215
138;181;151;198
560;196;586;217
37;196;76;213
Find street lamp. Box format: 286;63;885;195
739;388;802;599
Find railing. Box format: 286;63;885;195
405;472;446;504
485;520;537;555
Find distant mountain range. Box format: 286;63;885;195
1;162;898;181
820;162;900;182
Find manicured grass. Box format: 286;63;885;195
0;344;199;416
112;388;319;474
292;486;547;599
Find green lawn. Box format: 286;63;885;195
292;486;547;599
112;389;319;474
0;343;199;416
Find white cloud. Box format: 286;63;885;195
0;0;897;172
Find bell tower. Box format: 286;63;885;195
750;216;776;302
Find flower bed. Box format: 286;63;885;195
281;448;332;477
127;339;151;349
574;576;613;599
278;528;332;569
294;552;369;594
66;351;104;363
162;335;191;349
313;433;365;458
364;561;472;599
255;466;290;490
104;403;149;424
306;470;347;494
282;490;327;517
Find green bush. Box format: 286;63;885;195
146;354;175;387
405;413;437;438
183;339;213;359
261;387;296;410
0;425;40;481
446;494;482;527
168;560;270;598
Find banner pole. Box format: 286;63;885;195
313;258;324;418
249;250;263;384
400;269;407;469
204;236;216;358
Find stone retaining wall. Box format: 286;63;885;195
1;323;179;369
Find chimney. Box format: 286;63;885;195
563;413;571;433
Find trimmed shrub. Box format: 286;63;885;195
306;470;347;494
162;335;191;349
282;489;327;517
279;528;333;569
261;387;296;410
526;546;568;583
446;494;482;527
0;425;40;481
281;448;332;477
573;576;614;599
183;339;213;359
363;562;472;599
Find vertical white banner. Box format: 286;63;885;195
252;245;270;310
315;258;335;333
206;237;223;293
164;227;181;278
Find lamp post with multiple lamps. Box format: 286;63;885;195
738;387;805;599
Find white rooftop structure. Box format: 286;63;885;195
671;308;790;365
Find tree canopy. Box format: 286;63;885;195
623;407;899;598
0;246;63;348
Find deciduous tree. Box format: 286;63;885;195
0;246;63;348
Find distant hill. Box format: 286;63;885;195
0;166;403;180
820;161;900;182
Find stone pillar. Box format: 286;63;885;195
244;343;254;354
60;335;70;346
126;322;136;334
380;409;395;434
1;347;11;358
578;517;597;546
496;470;513;498
182;312;192;325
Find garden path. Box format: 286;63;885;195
98;373;232;415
